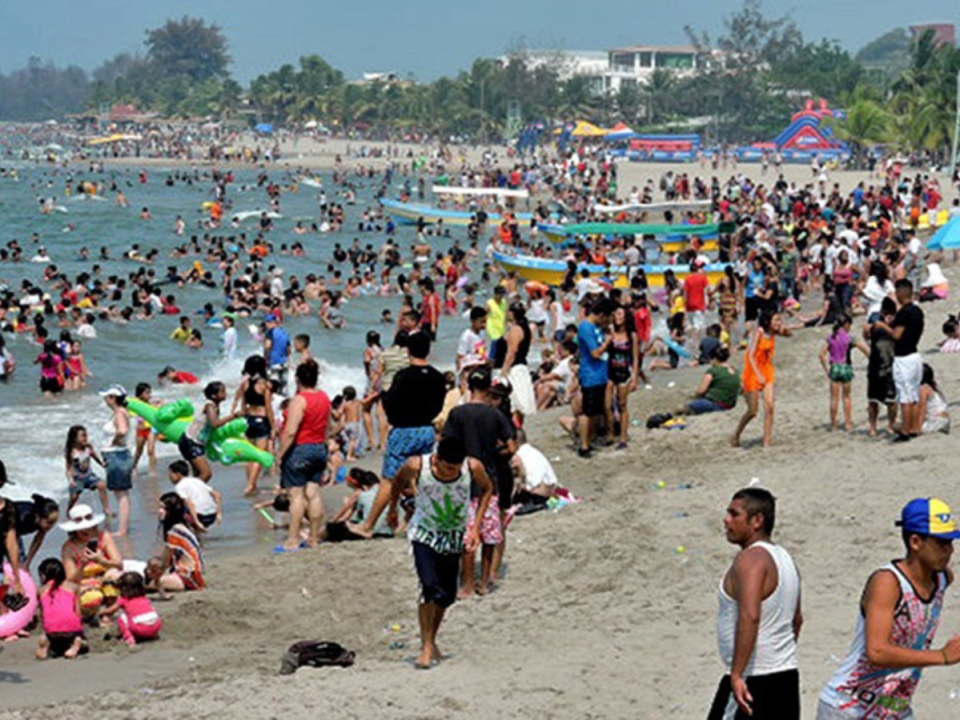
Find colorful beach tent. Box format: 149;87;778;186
553;120;608;138
926;216;960;251
605;122;636;141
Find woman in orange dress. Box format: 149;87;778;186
731;310;791;448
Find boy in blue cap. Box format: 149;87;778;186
817;498;960;719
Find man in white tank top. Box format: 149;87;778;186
817;497;960;719
708;488;802;720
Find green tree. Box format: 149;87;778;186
145;16;231;83
832;100;890;166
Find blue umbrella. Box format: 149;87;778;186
254;123;274;135
927;215;960;250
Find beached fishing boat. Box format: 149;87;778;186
493;251;730;290
379;198;536;227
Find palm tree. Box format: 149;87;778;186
642;70;676;125
834;100;890;167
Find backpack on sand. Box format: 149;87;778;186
279;640;356;675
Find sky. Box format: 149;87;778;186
0;0;956;83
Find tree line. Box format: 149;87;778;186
0;3;957;161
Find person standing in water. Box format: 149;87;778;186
709;488;802;720
817;498;960;719
99;385;133;537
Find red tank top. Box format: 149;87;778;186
294;390;331;445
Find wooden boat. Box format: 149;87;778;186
493;251;730;290
379;198;535;227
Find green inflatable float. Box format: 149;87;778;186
128;398;274;468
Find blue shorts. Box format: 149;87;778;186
383;426;435;479
104;449;133;492
281;443;329;489
70;473;102;497
687;398;731;415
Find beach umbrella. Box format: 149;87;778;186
254;123;274;135
926;216;960;250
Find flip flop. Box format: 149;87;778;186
273;544;303;554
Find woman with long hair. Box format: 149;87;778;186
731;311;792;448
232;355;276;496
606;306;640;449
497;303;536;424
157;493;205;592
361;331;387;452
100;385;133;536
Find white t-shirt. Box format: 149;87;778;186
76;323;97;339
515;444;559;491
176;476;217;516
553;356;574;391
222;326;238;359
457;328;487;367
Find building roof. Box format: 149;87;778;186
608;44;700;55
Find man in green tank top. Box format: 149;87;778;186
390;436;493;669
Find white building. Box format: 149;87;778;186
507;45;712;94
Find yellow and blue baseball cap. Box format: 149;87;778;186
897;498;960;540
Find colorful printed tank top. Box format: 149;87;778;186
819;563;948;718
407;454;470;555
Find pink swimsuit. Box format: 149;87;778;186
40;586;83;635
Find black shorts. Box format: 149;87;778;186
495;462;514;510
867;372;896;405
610;368;631;385
325;521;366;543
582;384;606;417
47;631;87;658
178;434;207;462
707;669;799;720
40;376;63;393
412;541;460;609
745;296;762;322
197;513;218;528
245;415;272;440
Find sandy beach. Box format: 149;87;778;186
1;139;958;718
3;286;960;718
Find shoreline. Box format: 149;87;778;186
4;305;960;717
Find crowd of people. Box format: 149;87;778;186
0;136;959;703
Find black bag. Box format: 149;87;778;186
646;412;673;430
2;592;28;612
280;640;355;675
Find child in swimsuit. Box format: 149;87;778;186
37;558;88;660
64;425;109;514
101;572;162;646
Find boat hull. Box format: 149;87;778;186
380;198;534;227
493;251;729;290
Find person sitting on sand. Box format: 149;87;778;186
59;504;123;618
509;429;559;512
100;572;162;647
36;558;88;660
939;315;960;353
318;469;394;542
156;493;206;591
684;345;740;415
919;364;950;435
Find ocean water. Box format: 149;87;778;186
0;160;468;557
